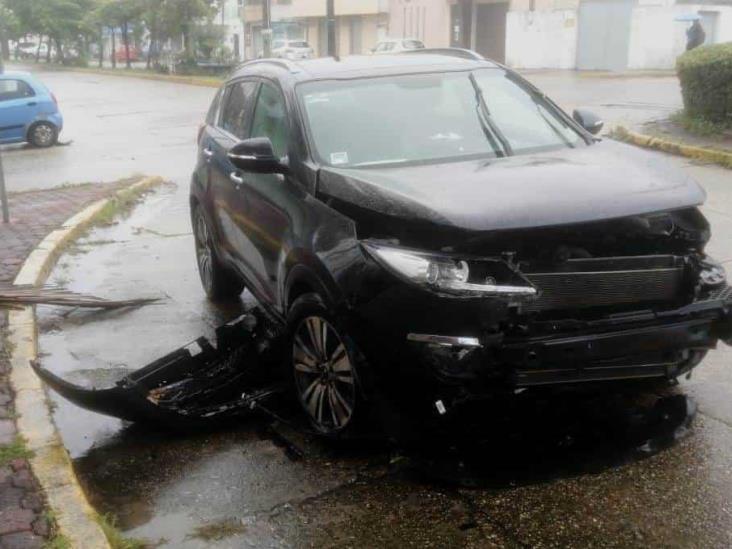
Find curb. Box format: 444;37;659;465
7;175;163;549
33;64;222;88
612;126;732;169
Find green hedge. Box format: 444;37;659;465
676;42;732;123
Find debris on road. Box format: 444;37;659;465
31;305;703;488
31;310;286;427
0;284;160;310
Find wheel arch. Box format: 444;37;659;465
283;259;343;314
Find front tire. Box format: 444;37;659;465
28;122;58;148
192;205;244;301
288;294;364;436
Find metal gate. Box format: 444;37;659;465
577;0;635;71
475;2;508;63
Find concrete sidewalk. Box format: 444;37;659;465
0;182;122;547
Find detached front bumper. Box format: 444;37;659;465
404;286;732;390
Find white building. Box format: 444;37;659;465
387;0;732;71
511;0;732;70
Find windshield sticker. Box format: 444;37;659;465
306;94;331;104
330;152;349;165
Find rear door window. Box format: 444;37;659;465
0;80;35;102
219;80;259;140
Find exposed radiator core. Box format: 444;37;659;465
522;255;686;312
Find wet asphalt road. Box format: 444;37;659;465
7;65;731;547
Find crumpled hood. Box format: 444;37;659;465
317;140;706;231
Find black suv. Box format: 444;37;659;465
191;53;732;436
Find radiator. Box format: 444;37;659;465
523;255;686;312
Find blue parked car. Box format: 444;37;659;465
0;71;63;148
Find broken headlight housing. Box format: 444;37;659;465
699;257;727;287
361;241;536;298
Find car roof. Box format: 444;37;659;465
231;53;499;83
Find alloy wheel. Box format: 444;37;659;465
293;316;357;434
32;124;55;147
193;210;213;292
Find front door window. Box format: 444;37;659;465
220;81;258;139
250;83;289;158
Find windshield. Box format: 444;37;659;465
298;69;584;167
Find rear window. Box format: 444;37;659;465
403;40;425;50
288;41;309;48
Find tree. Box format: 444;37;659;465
3;0;221;70
95;0;143;68
159;0;217;62
84;2;107;68
0;4;20;64
0;0;33;59
139;0;163;68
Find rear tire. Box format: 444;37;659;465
192;205;244;301
288;293;366;437
28;122;58;148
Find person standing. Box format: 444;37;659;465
686;19;706;51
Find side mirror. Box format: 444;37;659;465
228;137;288;174
572;109;604;135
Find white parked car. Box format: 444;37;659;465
272;40;314;60
15;42;49;59
371;38;426;55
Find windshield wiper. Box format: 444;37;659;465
469;72;513;157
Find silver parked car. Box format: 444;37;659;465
371;38;426;55
272;40;314;60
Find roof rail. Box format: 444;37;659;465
400;48;485;61
235;58;298;72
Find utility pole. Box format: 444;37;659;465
262;0;272;58
0;12;10;223
0;17;7;222
0;150;9;224
0;12;5;74
326;0;336;57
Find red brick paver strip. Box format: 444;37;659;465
0;182;124;547
0;183;124;283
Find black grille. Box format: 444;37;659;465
523;256;686;312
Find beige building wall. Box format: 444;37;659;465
388;0;451;46
244;0;387;58
277;15;386;57
509;0;579;10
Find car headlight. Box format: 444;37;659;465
361;241;536;298
700;257;727;287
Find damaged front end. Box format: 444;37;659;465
345;206;732;403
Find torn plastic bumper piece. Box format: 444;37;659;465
31;311;286;427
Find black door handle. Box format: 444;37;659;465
27;102;37;106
